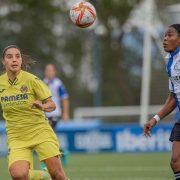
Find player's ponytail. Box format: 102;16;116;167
21;54;36;70
2;45;36;71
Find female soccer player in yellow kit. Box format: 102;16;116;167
0;45;68;180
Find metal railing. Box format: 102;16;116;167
74;105;163;122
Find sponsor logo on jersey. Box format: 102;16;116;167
1;94;28;102
170;76;180;81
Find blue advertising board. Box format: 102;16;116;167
0;121;173;155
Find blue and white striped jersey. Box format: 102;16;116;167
165;47;180;120
44;77;68;118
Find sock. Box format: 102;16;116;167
40;162;47;170
29;169;50;180
60;149;69;167
175;171;180;180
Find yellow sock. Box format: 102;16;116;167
29;169;51;180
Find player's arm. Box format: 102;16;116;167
58;82;70;121
143;92;176;137
32;97;56;112
61;98;69;121
155;92;176;119
31;76;56;112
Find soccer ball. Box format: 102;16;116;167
69;1;96;28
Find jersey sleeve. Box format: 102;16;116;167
169;79;173;92
58;82;68;100
31;77;52;101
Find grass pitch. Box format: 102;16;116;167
0;152;173;180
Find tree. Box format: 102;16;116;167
0;0;179;120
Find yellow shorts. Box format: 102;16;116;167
8;141;61;169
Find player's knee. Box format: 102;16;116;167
10;169;29;180
170;156;180;170
49;169;66;180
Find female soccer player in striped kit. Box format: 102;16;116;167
0;45;69;180
143;24;180;180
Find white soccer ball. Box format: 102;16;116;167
69;1;97;28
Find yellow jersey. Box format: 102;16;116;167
0;70;58;149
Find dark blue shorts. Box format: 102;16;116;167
48;116;60;130
169;122;180;142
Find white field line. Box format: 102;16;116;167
67;166;170;172
72;178;171;180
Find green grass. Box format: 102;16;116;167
0;152;173;180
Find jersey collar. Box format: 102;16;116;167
170;47;180;58
7;70;23;85
44;77;56;85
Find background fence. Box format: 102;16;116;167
0;121;173;156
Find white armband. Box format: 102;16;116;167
153;114;161;122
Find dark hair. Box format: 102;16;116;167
169;24;180;35
2;45;20;59
2;45;35;70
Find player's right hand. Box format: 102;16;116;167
143;118;157;137
31;100;44;111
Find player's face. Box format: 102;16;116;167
45;65;56;80
163;27;180;52
2;48;22;73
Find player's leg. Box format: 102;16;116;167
60;148;69;167
170;123;180;180
10;161;50;180
35;140;68;180
9;161;51;180
8;147;32;180
8;147;50;180
29;169;51;180
44;156;67;180
9;160;29;180
171;141;180;180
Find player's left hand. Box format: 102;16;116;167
31;100;44;111
143;118;157;137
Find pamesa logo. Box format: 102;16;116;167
1;94;28;102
